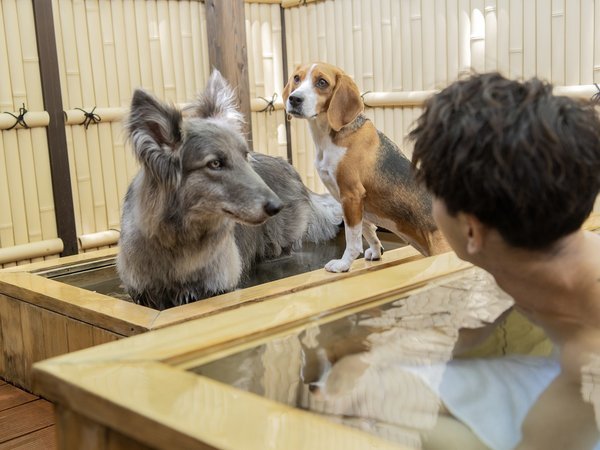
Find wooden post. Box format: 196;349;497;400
279;5;293;164
32;0;78;256
205;0;254;148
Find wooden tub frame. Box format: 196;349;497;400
0;242;423;393
33;251;476;450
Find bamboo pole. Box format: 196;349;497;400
0;12;13;244
508;0;523;78
106;0;132;205
551;0;565;85
310;2;322;61
145;1;164;97
537;0;552;81
595;0;600;83
400;0;414;155
485;1;498;72
132;1;154;94
97;3;122;232
420;0;434;90
496;0;510;75
361;0;374;91
178;1;195;100
157;0;177;102
0;111;49;130
0;239;63;265
522;0;536;78
434;0;447;87
352;0;364;89
260;4;277;156
343;0;354;78
564;0;580;85
78;229;120;250
580;0;594;84
458;0;471;74
410;0;423;90
81;0;110;235
194;1;210;88
5;0;42;252
471;0;486;74
169;1;185;102
252;4;268;153
0;137;14;250
333;0;344;68
446;0;459;80
124;0;143;91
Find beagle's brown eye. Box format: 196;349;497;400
316;78;329;88
293;75;300;83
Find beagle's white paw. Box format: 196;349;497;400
364;246;382;261
325;259;351;273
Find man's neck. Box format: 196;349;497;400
480;230;600;331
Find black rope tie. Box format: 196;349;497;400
360;91;372;108
3;104;29;130
258;93;278;115
591;83;600;105
75;106;101;129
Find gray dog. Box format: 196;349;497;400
117;71;342;309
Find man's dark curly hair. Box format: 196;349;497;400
409;72;600;250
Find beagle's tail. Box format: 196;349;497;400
304;192;343;243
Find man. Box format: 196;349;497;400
409;72;600;449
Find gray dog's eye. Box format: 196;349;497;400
207;159;222;170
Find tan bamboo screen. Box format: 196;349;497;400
282;0;600;194
0;1;58;267
1;0;600;267
51;0;211;253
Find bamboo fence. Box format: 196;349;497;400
1;0;600;266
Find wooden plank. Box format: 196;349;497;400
18;302;46;388
55;406;106;450
205;0;254;145
31;0;78;256
0;272;157;335
66;319;95;353
0;400;54;444
0;295;26;388
0;425;56;450
107;429;157;450
40;309;69;361
154;246;422;328
92;327;122;346
0;383;37;412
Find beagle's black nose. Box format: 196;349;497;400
288;94;303;108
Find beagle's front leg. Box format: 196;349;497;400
362;220;383;261
325;188;364;273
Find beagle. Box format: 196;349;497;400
283;62;449;272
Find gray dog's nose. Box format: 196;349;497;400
264;200;283;216
288;94;303;108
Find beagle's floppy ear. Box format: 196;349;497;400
327;75;363;131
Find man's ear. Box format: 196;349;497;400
464;214;486;255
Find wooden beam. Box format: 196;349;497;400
32;0;78;256
279;5;293;163
205;0;254;148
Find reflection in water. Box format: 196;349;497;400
193;268;599;449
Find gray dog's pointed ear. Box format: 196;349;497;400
126;89;182;183
186;70;245;132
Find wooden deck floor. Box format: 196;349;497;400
0;379;56;450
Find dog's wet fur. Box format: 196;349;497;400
117;71;342;310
